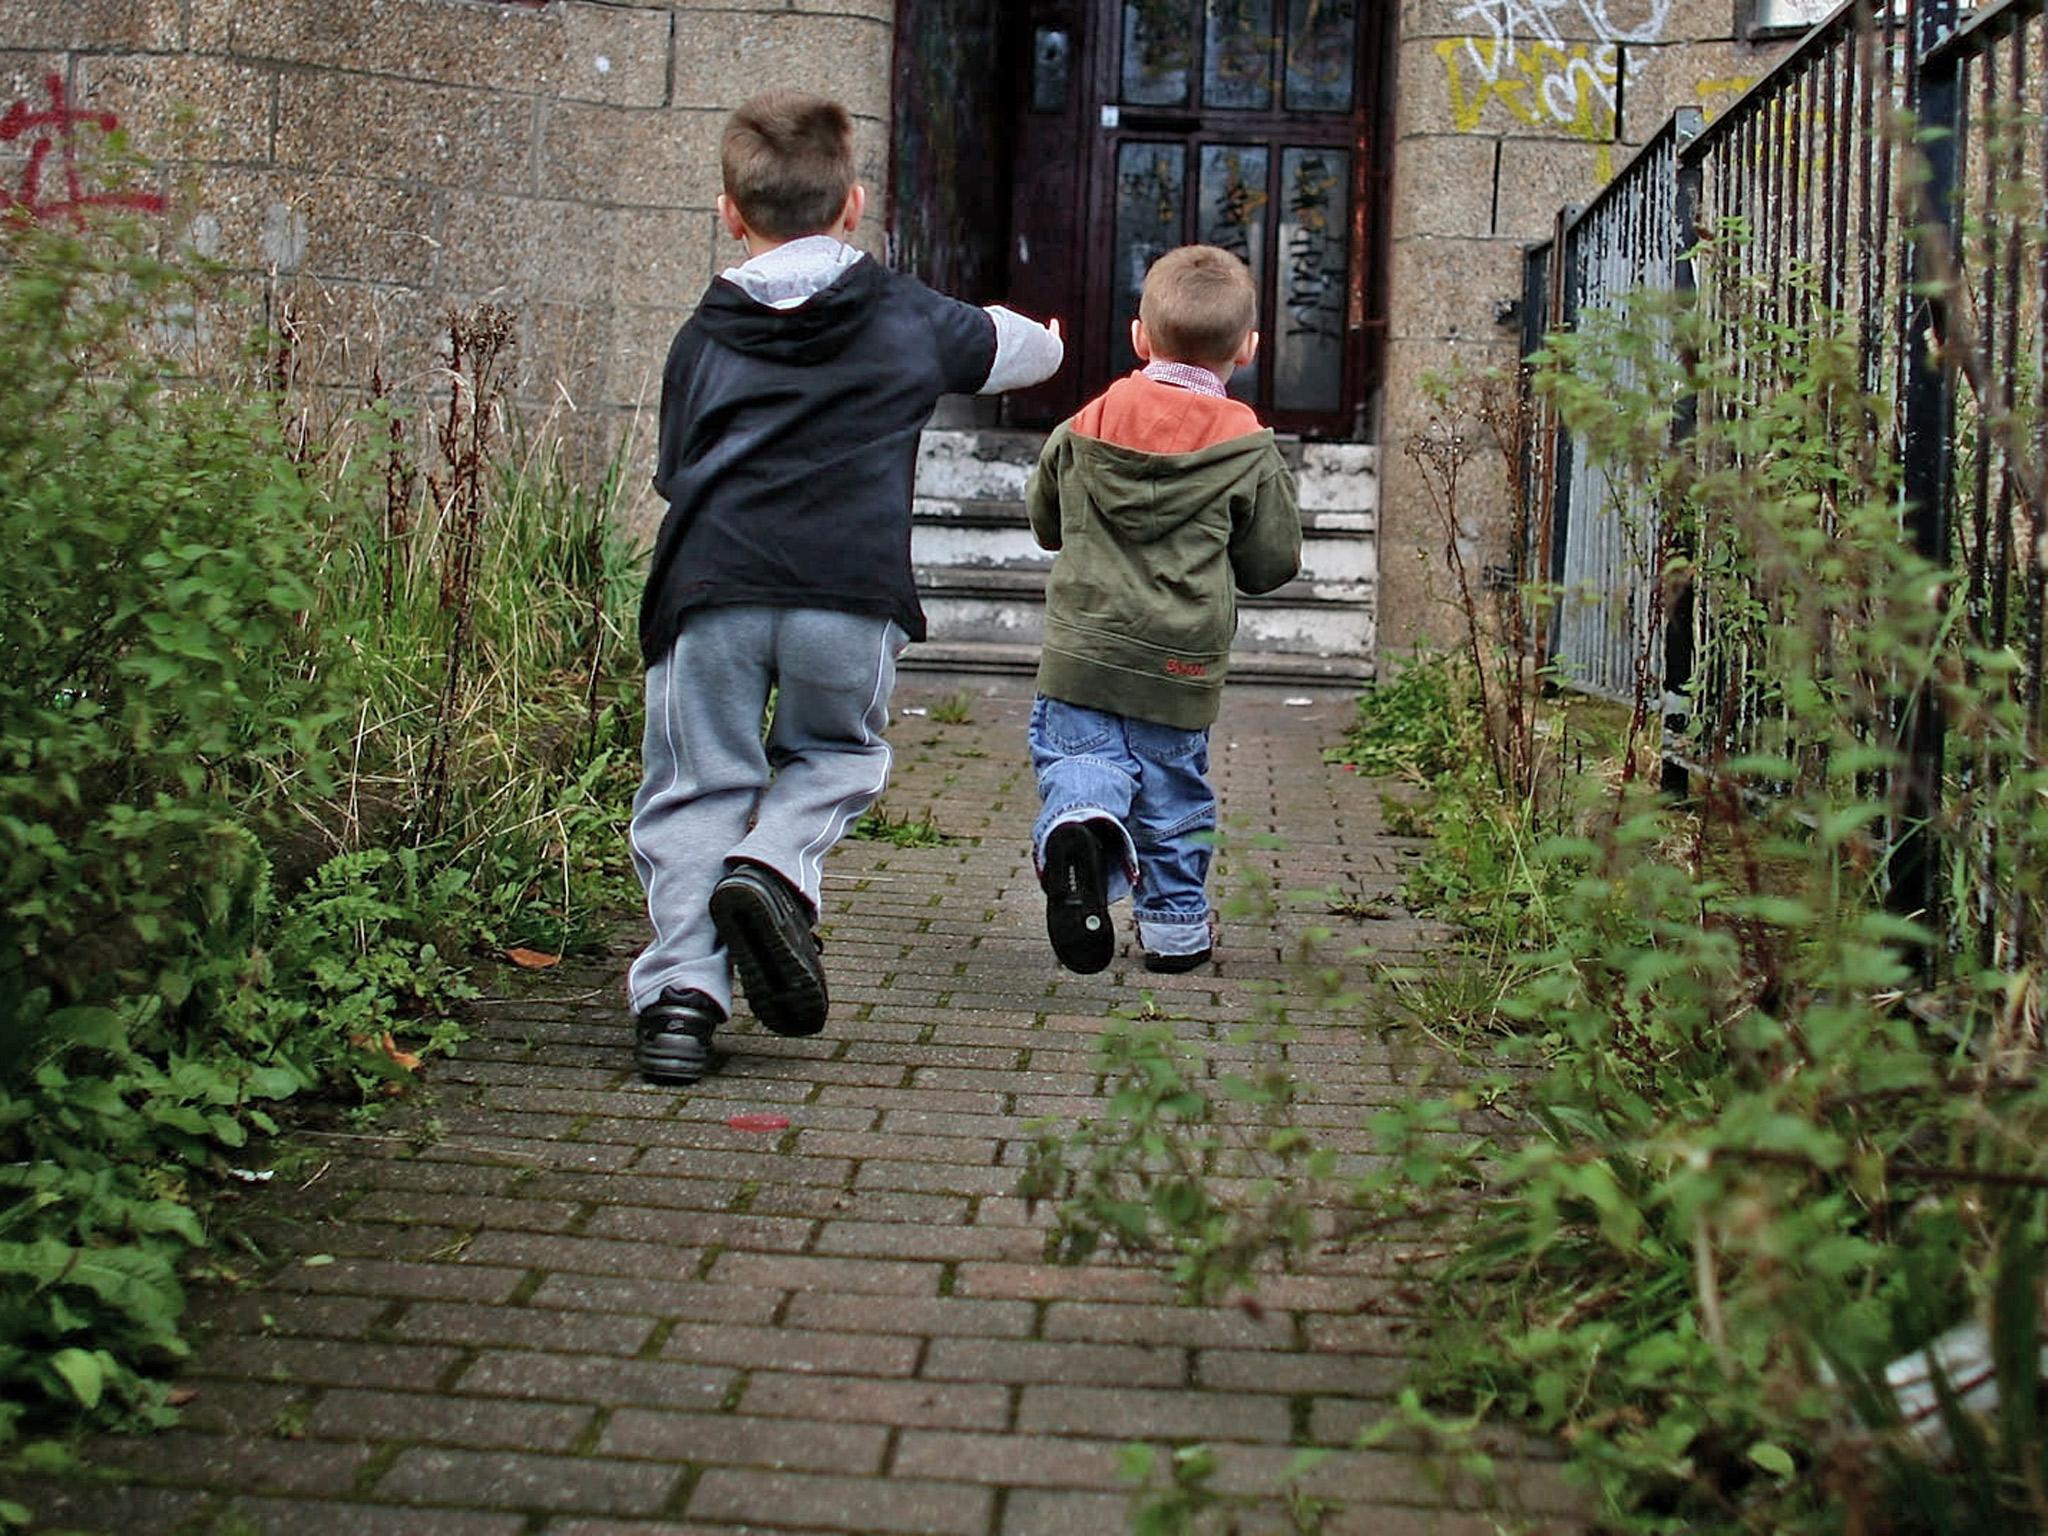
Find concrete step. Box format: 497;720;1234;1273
910;427;1379;678
900;639;1374;686
916;569;1374;657
910;505;1378;583
915;430;1380;514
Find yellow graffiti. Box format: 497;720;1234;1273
1695;77;1759;121
1436;34;1619;142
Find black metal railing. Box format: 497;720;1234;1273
1924;0;2048;961
1523;112;1701;704
1516;0;2048;958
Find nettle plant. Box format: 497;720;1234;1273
1026;245;2048;1533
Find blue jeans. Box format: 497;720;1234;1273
1028;696;1215;958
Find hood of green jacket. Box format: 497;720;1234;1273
1068;428;1281;544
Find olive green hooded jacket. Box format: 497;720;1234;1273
1025;373;1301;729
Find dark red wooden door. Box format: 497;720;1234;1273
1006;0;1384;435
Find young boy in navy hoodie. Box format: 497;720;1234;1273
1025;245;1299;976
630;91;1063;1083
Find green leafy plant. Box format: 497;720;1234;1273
846;804;956;848
0;204;642;1458
927;691;975;725
1027;214;2048;1531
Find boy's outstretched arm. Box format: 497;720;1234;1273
1228;456;1303;595
1025;424;1070;552
978;310;1064;394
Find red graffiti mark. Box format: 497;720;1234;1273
1;73;165;226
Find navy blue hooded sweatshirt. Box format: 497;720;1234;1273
639;255;998;668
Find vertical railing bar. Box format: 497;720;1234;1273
1968;58;1996;646
1989;55;2015;654
1663;109;1706;798
1548;203;1582;667
1889;0;1962;937
2029;10;2048;774
1859;4;1882;394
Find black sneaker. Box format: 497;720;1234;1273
635;987;723;1084
1143;947;1213;974
709;862;829;1037
1042;821;1115;974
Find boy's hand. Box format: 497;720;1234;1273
1048;317;1063;343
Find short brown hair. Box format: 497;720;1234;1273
1139;246;1257;366
721;91;856;239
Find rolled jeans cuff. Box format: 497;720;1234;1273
1034;805;1139;885
1135;908;1213;957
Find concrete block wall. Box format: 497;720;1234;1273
0;0;894;528
1377;0;1798;655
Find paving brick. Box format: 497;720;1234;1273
746;1185;970;1224
351;1189;585;1232
459;1230;706;1279
261;1254;535;1305
705;1252;944;1297
812;1219;1041;1262
687;1468;993;1536
218;1498;528;1536
1041;1301;1295;1348
582;1205;816;1251
851;1160;1020;1196
377;1447;679;1514
455;1351;734;1410
599;1409;888;1473
892;1430;1127;1488
953;1262;1176;1303
196;1336;462;1392
1000;1488;1134;1535
634;1146;853;1185
1197;1348;1406;1396
1017;1384;1292;1442
659;1321;920;1376
198;1290;390;1340
88;1430;370;1494
528;1274;784;1324
782;1293;1036;1340
739;1372;1011;1431
396;1299;656;1354
305;1388;593;1449
922;1337;1185;1388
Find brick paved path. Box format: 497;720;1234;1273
12;678;1578;1536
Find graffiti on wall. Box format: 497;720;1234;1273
1;74;164;226
1437;0;1676;148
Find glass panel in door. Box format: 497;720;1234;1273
1274;145;1348;412
1196;144;1269;400
1121;0;1199;105
1111;141;1187;377
1284;0;1356;112
1203;0;1275;110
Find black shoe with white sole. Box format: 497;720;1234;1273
1143;947;1213;974
709;862;830;1037
635;987;724;1084
1042;821;1115;974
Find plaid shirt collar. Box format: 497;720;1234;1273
1141;359;1228;398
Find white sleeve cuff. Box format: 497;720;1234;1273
978;305;1064;395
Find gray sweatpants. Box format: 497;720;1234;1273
627;604;906;1015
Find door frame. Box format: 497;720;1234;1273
1059;2;1394;438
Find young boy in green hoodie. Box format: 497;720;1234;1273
1024;245;1301;975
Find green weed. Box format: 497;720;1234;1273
846;805;956;848
927;691;975;725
